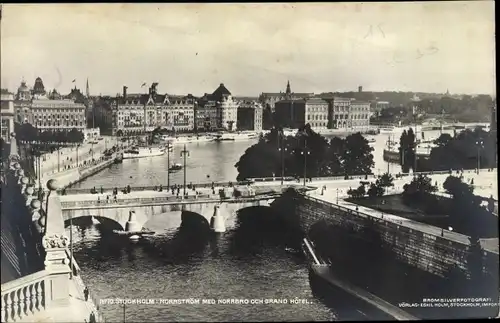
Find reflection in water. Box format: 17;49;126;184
74;207;336;322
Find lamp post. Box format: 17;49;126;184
91;141;95;161
76;144;80;167
300;137;310;186
57;143;61;172
69;213;73;279
180;144;190;196
166;141;172;189
476;140;483;174
336;188;339;204
278;130;286;185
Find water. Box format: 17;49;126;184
73;131;453;189
73;211;336;322
71;129;452;321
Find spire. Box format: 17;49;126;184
286;80;291;95
86;78;90;98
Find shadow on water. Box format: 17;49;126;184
227;206;305;261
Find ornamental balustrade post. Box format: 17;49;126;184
40;179;71;307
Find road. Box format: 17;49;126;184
39;136;125;176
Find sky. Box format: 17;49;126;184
0;2;496;97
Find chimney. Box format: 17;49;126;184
358;86;363;93
123;86;127;98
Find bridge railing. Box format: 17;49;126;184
60;193;214;208
1;270;48;322
249;168;494;183
302;194;480;250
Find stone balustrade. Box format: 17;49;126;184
1;270;48;322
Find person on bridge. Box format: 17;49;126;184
84;287;89;301
100;186;104;194
126;185;131;193
159;184;163;192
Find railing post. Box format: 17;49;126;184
41;179;71;307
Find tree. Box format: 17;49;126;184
68;128;84;143
15;122;39;143
347;184;366;198
403;174;438;197
367;183;384;197
399;128;416;173
377;173;394;189
342;132;374;175
434;133;453;147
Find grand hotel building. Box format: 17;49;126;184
13;77;86;131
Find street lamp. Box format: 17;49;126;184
69;213;73;279
476;140;484;174
76;144;80;167
166;141;172;189
336;188;339;204
180;144;190;196
278;130;287;185
300;138;310;186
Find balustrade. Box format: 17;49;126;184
1;270;47;322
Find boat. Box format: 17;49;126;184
160;134;215;145
168;163;182;172
123;146;165;159
378;126;395;134
212;132;260;142
366;138;376;145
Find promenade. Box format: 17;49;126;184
39;136;121;177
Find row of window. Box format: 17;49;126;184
34;121;84;127
307;114;327;121
33;115;84;119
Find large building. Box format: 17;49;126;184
236;100;263;132
259;81;314;112
198;83;238;131
12;77;86;131
349;100;371;128
112;84;196;135
321;96;352;129
1;91;15;143
274;97;329;131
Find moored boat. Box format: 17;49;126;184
123;146;165;159
168;163;182;172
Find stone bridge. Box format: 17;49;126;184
60;193;277;233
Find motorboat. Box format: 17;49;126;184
168;163;182;172
212;132;260;142
123;146;165;159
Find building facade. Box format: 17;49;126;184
349;100;371;128
321;96;352;129
12;78;86;132
259;81;314;112
112;84;196;135
304;97;329;130
236;100;263;132
198;83;239;131
1;92;15;143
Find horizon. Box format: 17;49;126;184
0;3;496;97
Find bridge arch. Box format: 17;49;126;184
63;215;123;231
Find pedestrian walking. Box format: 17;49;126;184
84;287;89;301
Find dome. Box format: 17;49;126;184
18;81;29;92
33;77;46;95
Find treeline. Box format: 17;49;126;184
234;124;374;181
14;123;85;145
399;127;496;172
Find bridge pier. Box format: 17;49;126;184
125;211;141;240
210;205;226;233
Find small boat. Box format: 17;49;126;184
168;163;182;172
366;138;376;145
123;146;165;159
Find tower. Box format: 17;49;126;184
286;80;291;96
86;78;90;98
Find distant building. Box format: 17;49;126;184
318;95;352;129
1;92;15;143
93;96;114;134
112;84;196;135
198;83;238;131
349;100;371;128
371;101;390;116
12;77;86;132
274;97;328;131
236;100;263;132
259;81;314;112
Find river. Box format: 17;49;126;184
71;129;453;321
72;130;452;189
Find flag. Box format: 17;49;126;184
141;82;147;87
72;79;76;83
